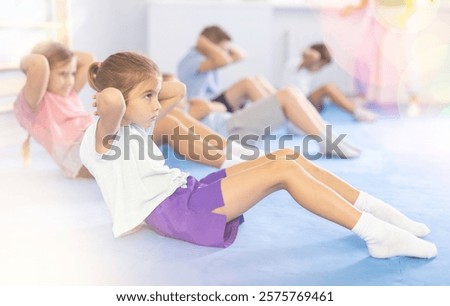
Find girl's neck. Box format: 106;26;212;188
120;118;131;127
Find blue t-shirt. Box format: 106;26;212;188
177;47;220;100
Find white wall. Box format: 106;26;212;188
146;1;351;93
70;0;150;105
71;0;149;58
68;0;450;106
2;0;447;112
147;1;273;90
68;0;356;106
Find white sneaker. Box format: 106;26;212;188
406;103;421;117
354;107;378;122
352;96;368;106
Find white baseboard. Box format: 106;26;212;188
0;102;13;113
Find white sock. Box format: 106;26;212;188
352;96;368;106
287;121;361;159
319;133;361;159
406;103;421;117
220;155;246;169
352;213;437;259
353;107;378;122
354;192;430;237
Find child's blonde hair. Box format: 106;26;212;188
87;52;160;101
31;41;74;69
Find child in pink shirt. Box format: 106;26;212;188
14;41;94;178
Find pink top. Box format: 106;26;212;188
14;90;93;177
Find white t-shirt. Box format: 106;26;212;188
280;58;313;97
80;119;188;237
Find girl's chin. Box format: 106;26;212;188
144;121;156;130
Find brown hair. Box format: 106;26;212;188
310;43;332;64
87;52;160;101
200;25;231;44
31;41;74;69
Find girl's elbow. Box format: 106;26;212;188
214;57;232;68
23;54;48;73
100;88;126;110
176;81;187;97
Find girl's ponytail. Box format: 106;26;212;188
87;52;160;99
21;133;31;166
87;62;102;91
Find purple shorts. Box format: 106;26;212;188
145;169;244;248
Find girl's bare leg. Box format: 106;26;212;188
215;156;361;229
309;84;377;122
254;76;277;96
223;77;270;110
225;149;430;238
214;150;437;259
169;107;259;159
276;87;361;158
309;84;356;114
276;87;327;136
153;115;224;168
169;108;228;150
226;149;359;204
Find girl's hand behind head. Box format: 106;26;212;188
94;87;126;120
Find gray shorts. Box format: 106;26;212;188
226;95;286;145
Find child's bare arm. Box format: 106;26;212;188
94;88;126;154
158;80;186;119
20;54;50;111
73;51;95;93
196;35;232;72
223;41;247;63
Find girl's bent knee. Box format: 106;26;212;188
273;148;297;159
239;77;254;87
261;158;305;186
274;159;307;184
254;75;267;83
276;87;306;104
323;83;337;91
272;157;298;171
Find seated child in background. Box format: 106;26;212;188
164;73;362;159
281;43;377;122
177;25;276;112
